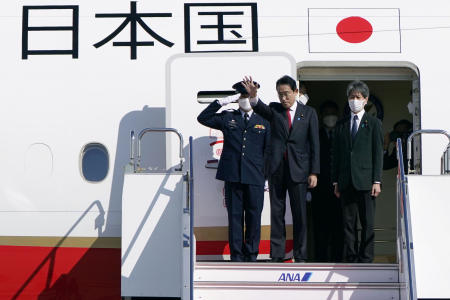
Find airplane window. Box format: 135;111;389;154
81;143;109;182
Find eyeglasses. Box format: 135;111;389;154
278;91;294;98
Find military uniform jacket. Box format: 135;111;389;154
331;113;383;191
197;100;270;186
253;100;320;183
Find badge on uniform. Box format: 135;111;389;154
228;119;238;128
254;124;265;129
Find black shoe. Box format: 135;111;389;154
294;258;306;263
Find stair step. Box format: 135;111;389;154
194;281;403;300
195;262;399;283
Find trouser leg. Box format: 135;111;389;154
341;187;359;263
288;181;307;260
268;162;287;259
243;184;264;261
224;181;244;262
358;190;375;263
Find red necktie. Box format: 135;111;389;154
284;109;292;160
287;109;292;130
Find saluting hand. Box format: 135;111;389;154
242;76;258;98
218;93;241;106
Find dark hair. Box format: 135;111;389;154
319;100;339;114
276;75;297;91
394;119;412;131
347;80;369;98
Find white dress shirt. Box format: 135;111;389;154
287;101;297;123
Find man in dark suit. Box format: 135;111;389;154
331;80;383;263
312;100;343;262
243;75;320;262
197;83;270;262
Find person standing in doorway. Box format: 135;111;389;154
243;75;320;263
331;80;383;263
312;100;343;262
197;82;270;262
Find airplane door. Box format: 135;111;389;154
166;52;296;260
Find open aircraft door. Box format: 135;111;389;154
166;52;297;260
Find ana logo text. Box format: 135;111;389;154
277;272;312;282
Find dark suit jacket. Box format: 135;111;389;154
253;100;320;183
197;100;270;186
331;113;383;191
318;128;333;185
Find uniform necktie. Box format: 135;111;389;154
244;113;249;126
351;115;358;141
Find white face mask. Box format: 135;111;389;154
298;94;309;105
323;115;338;128
348;99;366;113
238;98;252;112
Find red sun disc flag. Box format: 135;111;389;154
336;16;373;43
308;8;401;53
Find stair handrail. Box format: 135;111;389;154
397;138;417;300
189;136;194;300
406;129;450;174
442;144;450;174
134;127;185;172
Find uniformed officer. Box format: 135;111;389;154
197;81;270;262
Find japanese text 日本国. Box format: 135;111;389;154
21;1;259;60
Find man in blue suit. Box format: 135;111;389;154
197;82;270;262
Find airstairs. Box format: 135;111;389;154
120;128;450;300
194;262;402;300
